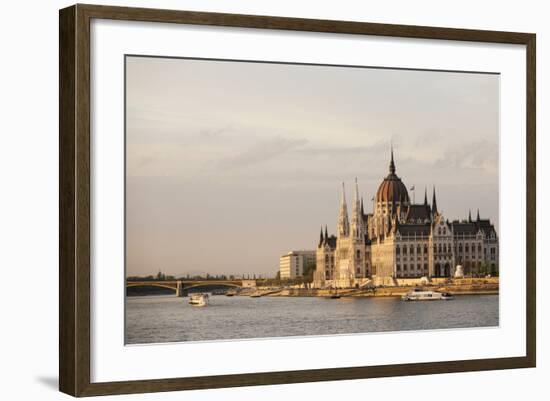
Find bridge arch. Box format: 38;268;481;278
184;282;242;291
126;280;246;297
126;282;178;291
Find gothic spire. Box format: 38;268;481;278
477;209;480;222
319;226;324;247
324;225;328;240
341;182;347;204
337;182;350;238
351;178;363;239
432;186;438;214
424;187;428;206
361;197;364;216
468;209;472;223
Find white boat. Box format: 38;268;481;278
402;288;453;301
188;293;209;306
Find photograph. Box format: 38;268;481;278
124;55;500;345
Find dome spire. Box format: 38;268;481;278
389;143;396;175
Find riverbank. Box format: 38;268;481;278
252;278;499;298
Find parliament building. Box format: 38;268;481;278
313;149;499;288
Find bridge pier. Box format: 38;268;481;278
176;281;184;297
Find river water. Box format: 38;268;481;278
126;295;498;344
125;294;498;344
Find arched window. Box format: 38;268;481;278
325;255;329;263
424;245;428;254
410;245;414;254
396;245;400;255
403;246;407;255
459;244;463;252
356;249;361;259
417;245;421;254
438;244;442;253
465;244;469;253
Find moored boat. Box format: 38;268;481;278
402;288;453;301
189;293;209;306
325;287;341;299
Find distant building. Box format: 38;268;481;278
279;250;316;279
314;148;499;288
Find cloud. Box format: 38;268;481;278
136;155;155;168
295;139;391;157
413;130;443;147
217;136;308;169
434;140;498;172
199;126;231;140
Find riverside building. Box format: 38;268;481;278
280;250;316;279
313;149;499;288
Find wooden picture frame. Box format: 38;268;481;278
59;3;536;397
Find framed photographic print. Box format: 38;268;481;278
59;4;536;397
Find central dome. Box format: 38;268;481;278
375;149;410;204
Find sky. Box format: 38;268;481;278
125;56;499;278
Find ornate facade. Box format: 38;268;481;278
314;149;499;288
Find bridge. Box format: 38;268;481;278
126;280;253;297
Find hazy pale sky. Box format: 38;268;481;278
126;56;499;277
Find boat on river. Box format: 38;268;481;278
326;287;341;299
402;288;453;301
189;293;209;306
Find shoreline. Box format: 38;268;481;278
251;282;499;298
262;290;499;298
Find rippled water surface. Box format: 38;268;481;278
125;295;498;344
